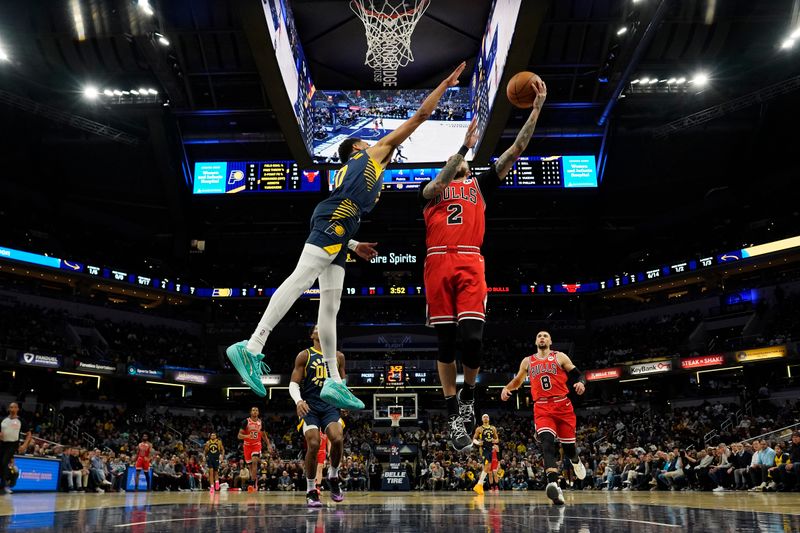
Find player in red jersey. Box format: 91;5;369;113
419;78;547;451
501;331;587;505
238;406;271;490
134;433;155;491
314;434;329;493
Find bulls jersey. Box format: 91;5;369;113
528;352;570;401
420;166;500;249
328;149;385;215
302;347;330;412
137;442;151;459
241;417;263;446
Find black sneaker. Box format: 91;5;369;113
457;388;476;436
307;490;323;508
328;477;344;502
448;415;473;452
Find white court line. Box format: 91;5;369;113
113;511;682;529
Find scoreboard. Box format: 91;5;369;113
193;161;321;194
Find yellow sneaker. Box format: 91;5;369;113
473;483;484;495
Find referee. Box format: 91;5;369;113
1;402;23;494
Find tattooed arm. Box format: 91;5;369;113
421;118;479;200
494;78;547;180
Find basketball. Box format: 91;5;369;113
507;71;541;108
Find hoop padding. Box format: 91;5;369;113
350;0;431;71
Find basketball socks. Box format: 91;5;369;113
247;244;333;354
318;264;345;383
328;466;339;479
445;395;459;417
307;479;316;492
460;383;476;402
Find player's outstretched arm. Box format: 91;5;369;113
290;351;310;417
501;358;530;400
421;118;479;200
368;62;466;164
494;78;547;180
556;351;587;395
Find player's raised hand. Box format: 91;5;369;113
463;117;480;149
296;400;310;418
501;387;512;401
532;78;547;109
354;242;379;261
444;61;467;87
574;382;585;395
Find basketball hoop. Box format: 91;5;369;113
350;0;430;75
389;413;402;427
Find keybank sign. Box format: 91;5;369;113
629;360;672;375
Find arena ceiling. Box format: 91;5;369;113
0;0;798;281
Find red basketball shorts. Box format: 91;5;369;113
533;397;577;444
135;457;150;470
424;248;487;325
243;443;262;463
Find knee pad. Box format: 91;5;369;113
539;432;558;469
435;324;457;364
458;319;484;369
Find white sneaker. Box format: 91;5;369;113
572;460;586;481
712;486;726;492
546;482;565;505
96;488;105;493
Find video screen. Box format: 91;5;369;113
262;0;316;154
310;88;472;163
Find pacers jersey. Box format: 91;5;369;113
479;425;497;447
303;347;330;411
328;150;384;215
206;439;222;455
241;418;263;447
529;352;569;401
423;177;486;249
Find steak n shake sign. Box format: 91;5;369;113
628;360;672;376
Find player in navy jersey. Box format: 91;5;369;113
227;63;468;410
418;77;547;451
501;331;587;505
290;325;346;507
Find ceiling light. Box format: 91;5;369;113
138;0;154;16
676;77;686;84
113;90;123;96
83;85;99;100
148;88;158;95
0;44;8;62
692;72;709;86
791;28;800;40
138;88;148;95
639;77;649;84
103;89;113;96
121;90;130;95
781;39;795;50
648;78;658;84
155;33;170;47
631;79;640;84
617;27;628;36
667;78;676;84
131;90;140;95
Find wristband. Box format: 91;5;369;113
347;239;359;251
457;145;469;157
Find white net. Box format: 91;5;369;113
350;0;431;72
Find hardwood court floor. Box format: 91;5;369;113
0;489;798;532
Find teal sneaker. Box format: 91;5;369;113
226;341;269;397
320;380;365;410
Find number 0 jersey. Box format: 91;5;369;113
302;347;332;412
420;166;499;250
528;352;570;401
329;149;385;215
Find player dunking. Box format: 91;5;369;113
419;77;547;451
227;63;468;411
290;325;346;507
501;331;587;505
204;432;224;493
472;414;499;494
238;407;272;491
134;433;154;492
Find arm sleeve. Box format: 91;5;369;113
475;165;501;202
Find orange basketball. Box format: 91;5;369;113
507;71;541;108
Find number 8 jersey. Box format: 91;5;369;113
529;352;570;401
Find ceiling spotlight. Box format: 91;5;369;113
148;88;158;95
121;90;130;95
155;33;170;46
792;28;800;40
692;72;709;86
131;90;140;95
781;39;795;50
676;77;686;84
667;78;676;84
138;0;154;16
648;78;658;84
103;89;113;96
639;77;649;84
138;88;148;95
631;79;640;84
617;27;628;36
0;47;8;62
83;85;99;100
113;90;123;96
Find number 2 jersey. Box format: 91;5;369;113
420;166;500;249
528;352;570;401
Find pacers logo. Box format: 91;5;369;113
325;222;346;237
309;358;328;388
